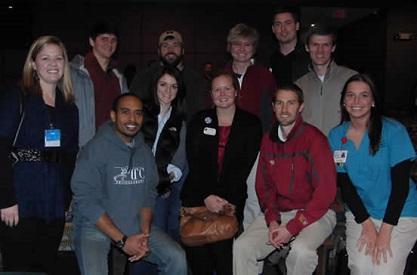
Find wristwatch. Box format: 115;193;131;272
114;235;128;249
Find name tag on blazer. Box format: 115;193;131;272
203;127;216;136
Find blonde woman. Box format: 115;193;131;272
0;35;78;273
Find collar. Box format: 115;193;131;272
270;115;304;143
308;59;335;81
84;51;116;73
158;106;172;125
158;61;184;72
276;41;304;56
226;59;255;88
277;125;287;142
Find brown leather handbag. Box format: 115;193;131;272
180;204;238;247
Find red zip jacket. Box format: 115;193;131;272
255;116;336;236
224;62;276;131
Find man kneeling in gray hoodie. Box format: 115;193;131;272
71;93;187;275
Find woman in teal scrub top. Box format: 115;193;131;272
328;74;417;275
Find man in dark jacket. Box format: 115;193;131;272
269;6;310;86
130;30;210;120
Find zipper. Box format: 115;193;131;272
289;161;295;193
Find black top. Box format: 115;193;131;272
337;160;412;225
269;42;310;86
181;108;262;224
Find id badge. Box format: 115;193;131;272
334;150;348;165
45;129;61;147
203;127;216;136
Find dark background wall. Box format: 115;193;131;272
1;1;416;118
337;11;387;107
385;7;417;116
0;2;277;82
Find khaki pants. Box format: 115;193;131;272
345;212;417;275
243;153;261;230
233;209;336;275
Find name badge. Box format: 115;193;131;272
203;127;216;136
334;150;348;164
45;129;61;147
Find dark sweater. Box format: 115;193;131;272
224;62;276;132
0;86;78;220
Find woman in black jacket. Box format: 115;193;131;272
129;66;186;275
181;71;262;275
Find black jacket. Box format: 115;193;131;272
142;104;186;195
181;108;262;224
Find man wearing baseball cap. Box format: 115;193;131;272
158;30;183;67
130;29;210;119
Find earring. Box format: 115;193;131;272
372;104;375;107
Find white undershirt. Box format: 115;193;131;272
277;121;296;142
152;106;172;155
278;125;287;142
235;58;255;88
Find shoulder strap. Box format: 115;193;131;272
12;90;25;146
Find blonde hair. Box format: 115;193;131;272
227;23;259;50
22;35;74;103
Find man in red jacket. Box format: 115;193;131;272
233;83;337;275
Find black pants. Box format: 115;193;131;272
0;217;65;274
185;238;233;275
109;245;129;275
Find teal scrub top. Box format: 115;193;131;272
328;118;417;219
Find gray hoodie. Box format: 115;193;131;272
71;121;158;235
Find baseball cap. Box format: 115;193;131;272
158;30;183;45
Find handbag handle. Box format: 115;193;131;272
181;203;236;217
12;90;25;146
219;203;236;216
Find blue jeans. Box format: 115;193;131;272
153;176;185;242
73;221;187;275
129;170;187;275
